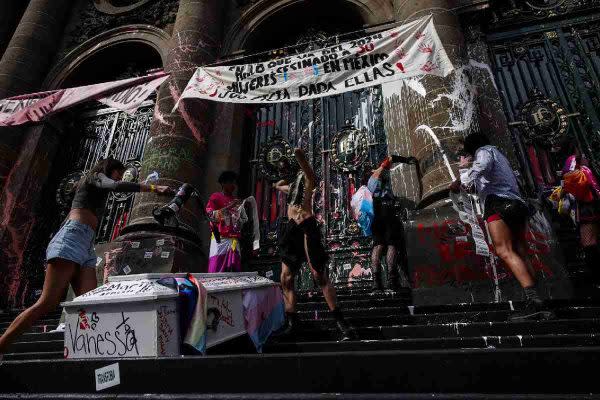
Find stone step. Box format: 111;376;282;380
2;351;63;361
5;340;64;355
266;333;600;353
0;319;61;335
275;318;600;342
2;347;600;393
298;306;600;325
0;312;61;324
0;394;596;399
296;297;411;311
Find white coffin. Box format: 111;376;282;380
62;279;180;359
108;272;276;349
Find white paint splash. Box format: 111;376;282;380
469;59;498;91
406;78;427;97
430;65;477;133
415;124;456;180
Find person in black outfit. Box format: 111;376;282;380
367;155;416;291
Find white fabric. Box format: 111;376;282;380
176;15;453;105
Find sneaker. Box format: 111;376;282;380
49;323;66;333
509;299;555;321
335;319;355;342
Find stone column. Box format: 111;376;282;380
0;0;75;308
0;1;27;57
393;0;470;206
115;0;225;274
0;0;74;98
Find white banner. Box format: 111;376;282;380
97;75;168;114
177;15;453;105
0;72;168;126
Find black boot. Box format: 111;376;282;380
371;269;383;293
332;308;355;342
584;246;600;285
273;312;299;338
387;268;400;292
510;286;554;321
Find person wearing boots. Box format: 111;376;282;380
561;154;600;284
273;148;354;341
450;133;553;321
367;155;414;292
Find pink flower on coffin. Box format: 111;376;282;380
390;31;400;38
415;32;426;40
421;61;438;72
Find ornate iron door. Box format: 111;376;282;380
488;17;600;189
245;87;388;288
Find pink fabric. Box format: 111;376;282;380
582;166;600;198
0;72;167;126
205;192;241;238
208;245;241;273
243;286;284;334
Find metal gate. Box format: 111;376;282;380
244;87;389;287
23;102;154;287
488;15;600;190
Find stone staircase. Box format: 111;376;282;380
2;285;600;398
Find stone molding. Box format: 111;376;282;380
43;24;170;90
222;0;395;55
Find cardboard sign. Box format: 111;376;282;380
95;363;120;391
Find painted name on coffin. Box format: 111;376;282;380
66;311;139;357
176;15;454;105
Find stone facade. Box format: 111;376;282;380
1;0;598;308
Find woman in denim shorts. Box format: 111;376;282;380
0;158;173;355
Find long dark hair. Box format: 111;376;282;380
88;157;126;177
462;133;491;156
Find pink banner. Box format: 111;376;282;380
0;72;168;126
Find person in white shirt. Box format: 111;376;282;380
450;134;553;321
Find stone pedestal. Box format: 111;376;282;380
117;0;226;274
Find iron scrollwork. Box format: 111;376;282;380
56;171;85;216
330;125;369;172
258;137;295;181
111;160;141;201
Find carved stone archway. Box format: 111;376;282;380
222;0;394;55
43;24;169;90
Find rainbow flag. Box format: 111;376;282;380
183;274;209;353
242;285;285;353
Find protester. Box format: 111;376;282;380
273;148;354;341
366;156;415;291
449;134;553;321
205;171;245;273
0;158;172;356
561;154;600;282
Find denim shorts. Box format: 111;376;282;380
46;220;97;268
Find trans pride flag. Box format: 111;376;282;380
242;285;285;353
